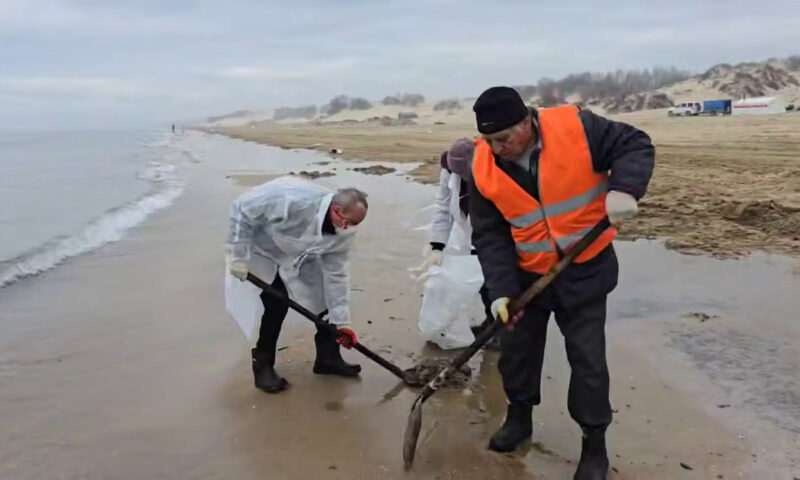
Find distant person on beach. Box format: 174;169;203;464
171;124;175;134
227;176;367;393
420;137;499;349
469;86;654;479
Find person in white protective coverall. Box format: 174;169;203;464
423;138;500;350
227;176;367;393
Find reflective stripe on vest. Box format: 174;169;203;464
516;238;556;253
508;180;608;229
554;224;595;250
471;105;616;274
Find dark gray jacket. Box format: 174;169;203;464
469;108;655;309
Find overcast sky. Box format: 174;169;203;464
1;0;798;129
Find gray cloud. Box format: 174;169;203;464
1;0;797;129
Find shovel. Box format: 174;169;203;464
245;272;423;386
402;218;612;468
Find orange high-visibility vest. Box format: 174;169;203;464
472;105;616;274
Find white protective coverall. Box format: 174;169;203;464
227;176;355;333
416;167;488;349
428;168;473;253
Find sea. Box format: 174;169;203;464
0;128;185;288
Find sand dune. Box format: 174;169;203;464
235;55;800;127
660;58;800;103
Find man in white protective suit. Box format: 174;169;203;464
422;138;499;350
227;176;366;393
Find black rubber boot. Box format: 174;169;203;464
312;328;361;377
251;348;288;393
573;430;609;480
489;403;533;452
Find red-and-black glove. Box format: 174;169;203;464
336;327;358;349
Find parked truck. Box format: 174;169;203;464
668;99;732;116
700;99;732;115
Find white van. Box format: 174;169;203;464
667;101;700;116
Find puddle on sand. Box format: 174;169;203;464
611;240;800;434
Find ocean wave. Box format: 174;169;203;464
0;149;185;289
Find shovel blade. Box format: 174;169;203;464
402;400;423;469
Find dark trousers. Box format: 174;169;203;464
475;249;494;331
498;294;612;432
255;273;289;352
477;285;494;330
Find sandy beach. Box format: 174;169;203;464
4;1;800;478
219;109;800;260
1;131;799;479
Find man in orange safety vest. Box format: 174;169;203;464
469;86;655;480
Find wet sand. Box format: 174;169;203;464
1;132;798;479
218;110;800;259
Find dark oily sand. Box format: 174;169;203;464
682;311;720;322
288;170;335;179
403;358;471;388
352;165;396;176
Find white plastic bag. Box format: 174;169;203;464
417;254;485;349
225;253;278;340
223;254;276;341
224;263;263;341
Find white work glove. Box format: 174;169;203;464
490;297;511;323
229;259;249;282
425;250;444;268
491;297;524;328
409;247;444;286
605;191;638;228
491;297;511;323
